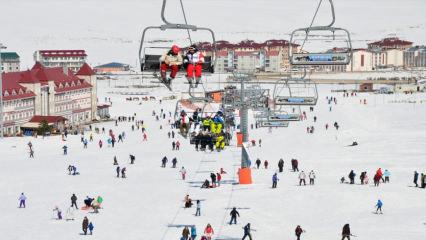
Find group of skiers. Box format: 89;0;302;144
413;171;426;188
345;168;390;186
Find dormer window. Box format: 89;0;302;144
65;82;69;87
12;90;17;95
4;90;9;96
71;81;75;87
18;89;24;94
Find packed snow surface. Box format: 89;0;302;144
1;77;426;240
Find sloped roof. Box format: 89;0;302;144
29;115;67;123
95;62;128;68
76;63;96;76
368;37;413;47
2;62;93;100
0;52;19;60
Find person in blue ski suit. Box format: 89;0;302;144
375;199;383;214
272;173;279;188
190;225;197;240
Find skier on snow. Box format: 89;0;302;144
18;193;26;208
229;207;240;225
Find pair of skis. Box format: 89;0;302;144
154;72;202;91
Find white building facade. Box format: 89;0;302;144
1;62;97;136
33;50;87;73
1;52;20;73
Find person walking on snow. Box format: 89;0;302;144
309;170;316;185
229;207;240;225
272;173;279;188
63;145;68;155
242;223;252;240
278;158;284;172
204;224;214;240
190;225;197;240
161;156;168;168
341;224;351;240
176;140;181;150
264;160;269;169
116;166;120;178
210;173;217;187
172;157;177;168
195;200;201;216
182;226;190;240
53;206;62;220
88;222;94;235
383;169;390;183
375;199;383;214
216;172;222;186
121;167;126;178
295;225;305;240
414;171;419;187
82;216;89;235
255;159;261;169
71;194;78;209
348;170;356;184
299;171;306;186
180;167;187;180
18;193;27;208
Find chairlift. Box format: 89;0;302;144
273;72;318;106
289;0;353;66
258;121;289;128
138;0;217;81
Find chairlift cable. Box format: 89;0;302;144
179;0;193;45
301;0;323;51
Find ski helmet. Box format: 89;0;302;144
171;45;180;54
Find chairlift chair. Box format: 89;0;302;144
273;75;318;106
258;121;289;128
289;0;353;66
138;0;217;81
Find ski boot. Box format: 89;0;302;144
195;77;201;88
167;77;173;86
160;71;167;83
186;76;194;88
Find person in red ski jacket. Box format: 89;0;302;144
184;44;205;84
216;173;222;186
204;224;214;240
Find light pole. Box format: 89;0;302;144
0;43;7;138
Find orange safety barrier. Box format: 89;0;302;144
239;167;252;184
236;132;243;147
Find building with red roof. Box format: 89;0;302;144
33;50;88;73
1;62;97;136
368;37;413;51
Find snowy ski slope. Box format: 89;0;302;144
0;79;426;239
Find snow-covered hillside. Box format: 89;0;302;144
0;79;426;240
1;0;426;67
